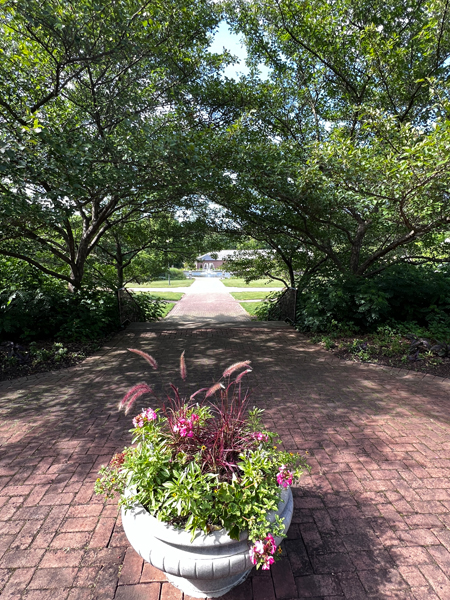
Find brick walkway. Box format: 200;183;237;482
164;278;250;323
2;323;450;599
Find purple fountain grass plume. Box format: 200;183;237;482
235;368;252;384
180;351;187;381
118;383;154;415
127;349;158;370
190;388;208;400
205;382;225;399
222;361;251;378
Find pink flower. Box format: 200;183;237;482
264;533;276;554
262;556;275;570
172;414;199;437
133;407;157;428
144;408;157;421
249;534;277;570
277;465;293;488
253;432;269;443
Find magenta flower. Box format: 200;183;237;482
264;533;276;554
172;413;199;437
249;534;278;569
262;555;275;570
253;432;269;443
144;408;157;421
276;465;293;488
132;407;157;428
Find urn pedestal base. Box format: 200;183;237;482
166;568;252;598
121;487;293;599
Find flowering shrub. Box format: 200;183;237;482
95;350;309;570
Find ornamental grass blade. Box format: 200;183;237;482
222;361;251;378
180;351;187;381
235;368;252;383
118;383;153;415
127;348;158;370
189;388;208;400
190;387;208;400
205;382;225;398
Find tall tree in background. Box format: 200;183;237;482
0;0;221;289
214;0;450;283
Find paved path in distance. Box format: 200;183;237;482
163;277;251;323
2;322;450;599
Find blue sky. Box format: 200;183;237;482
208;22;248;78
208;22;270;79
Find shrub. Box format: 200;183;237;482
253;291;282;321
295;265;450;335
133;293;166;321
0;285;120;342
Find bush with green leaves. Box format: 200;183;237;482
161;268;186;280
0;284;120;342
95;351;309;570
253;291;282;321
132;293;166;322
295;266;450;337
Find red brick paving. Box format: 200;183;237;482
2;323;450;598
164;278;250;323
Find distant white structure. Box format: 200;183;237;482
195;250;238;271
195;249;270;271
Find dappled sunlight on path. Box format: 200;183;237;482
1;324;450;598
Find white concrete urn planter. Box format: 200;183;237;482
121;486;294;598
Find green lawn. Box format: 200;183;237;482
147;291;184;301
239;301;264;317
127;279;194;288
222;278;284;288
231;291;271;300
161;302;176;318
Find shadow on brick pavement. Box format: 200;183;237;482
1;323;450;599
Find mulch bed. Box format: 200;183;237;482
312;333;450;379
0;338;108;381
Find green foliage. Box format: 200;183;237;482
253;290;291;321
97;405;306;545
28;342;68;364
224;248;295;288
296;266;450;336
132;293;166;322
207;0;450;285
0;0;223;289
0;284;120;342
166;268;187;280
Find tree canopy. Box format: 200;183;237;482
206;0;450;282
0;0;221;289
2;0;450;296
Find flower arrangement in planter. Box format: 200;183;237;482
95;349;309;597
